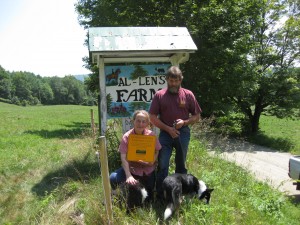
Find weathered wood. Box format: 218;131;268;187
98;57;107;136
90;109;96;137
98;136;112;224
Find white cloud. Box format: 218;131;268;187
0;0;90;77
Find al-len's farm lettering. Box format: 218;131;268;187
115;76;166;102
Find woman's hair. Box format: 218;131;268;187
132;110;150;122
166;66;183;80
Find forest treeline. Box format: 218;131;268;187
0;65;96;106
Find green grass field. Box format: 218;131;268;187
0;102;299;224
252;115;300;154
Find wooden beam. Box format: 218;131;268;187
98;136;113;224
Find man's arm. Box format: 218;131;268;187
174;113;200;129
150;114;169;131
183;113;200;126
150;114;179;138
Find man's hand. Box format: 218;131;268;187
174;119;185;129
168;126;180;138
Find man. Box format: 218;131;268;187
149;65;202;198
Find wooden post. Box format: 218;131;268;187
96;55;112;223
91;109;96;137
98;136;113;223
98;56;107;135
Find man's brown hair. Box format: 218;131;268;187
166;66;183;80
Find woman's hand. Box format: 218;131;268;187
137;160;157;166
126;176;138;185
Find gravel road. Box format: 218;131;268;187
203;134;300;202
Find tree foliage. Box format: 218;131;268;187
75;0;300;133
0;66;96;106
227;0;300;132
0;65;12;100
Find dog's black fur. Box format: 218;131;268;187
112;181;148;213
162;173;214;220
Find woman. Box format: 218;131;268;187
110;110;161;201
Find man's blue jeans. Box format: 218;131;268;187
156;126;190;195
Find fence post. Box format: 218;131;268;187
98;136;112;224
91;109;96;137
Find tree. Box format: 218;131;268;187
39;82;54;104
11;72;33;102
227;0;300;132
182;0;266;118
130;65;148;80
0;66;12;100
75;0;300;133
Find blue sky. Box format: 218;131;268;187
0;0;90;77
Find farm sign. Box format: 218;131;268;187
105;64;170;118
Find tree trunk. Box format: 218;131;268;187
251;98;264;133
251;114;260;133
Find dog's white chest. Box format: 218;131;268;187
140;188;148;203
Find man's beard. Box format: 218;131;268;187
168;85;180;94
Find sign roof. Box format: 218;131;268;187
88;27;197;54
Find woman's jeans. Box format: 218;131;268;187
156;125;190;195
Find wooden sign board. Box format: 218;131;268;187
105;64;170;119
127;134;156;163
122;117;160;135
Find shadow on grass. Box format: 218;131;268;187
31;151;100;197
25;122;92;139
287;194;300;204
247;132;294;153
195;131;293;153
31;146;121;198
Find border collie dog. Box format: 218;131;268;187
113;181;148;213
162;173;214;220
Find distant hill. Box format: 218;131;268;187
74;74;89;82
